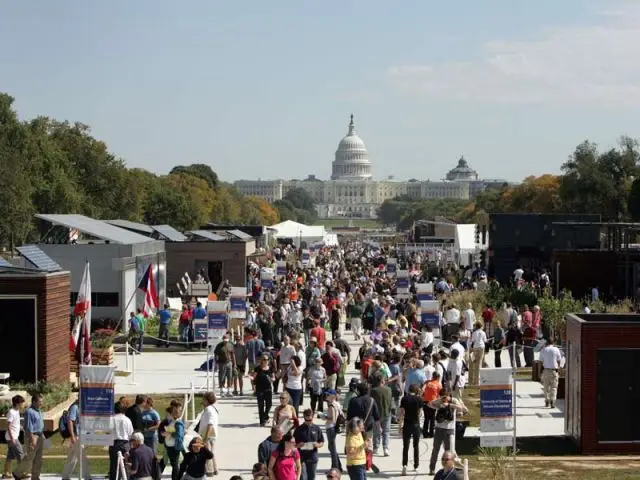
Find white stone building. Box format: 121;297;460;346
234;115;506;219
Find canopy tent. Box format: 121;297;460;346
269;220;326;247
455;224;478;266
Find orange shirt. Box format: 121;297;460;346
423;379;442;402
289;290;298;302
310;326;326;350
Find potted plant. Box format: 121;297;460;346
91;329;116;365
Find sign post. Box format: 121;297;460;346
386;258;397;277
275;261;287;279
415;282;434;302
396;270;410;300
207;301;230;390
479;367;515;451
301;249;310;266
79;365;116;446
260;270;274;290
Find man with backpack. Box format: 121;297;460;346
61;401;90;480
321;341;341;391
427;389;467;476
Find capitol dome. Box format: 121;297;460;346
446;156;478;181
331;114;372;180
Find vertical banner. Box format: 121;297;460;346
261;270;274;290
419;300;440;327
229;287;247;319
301;249;310;266
275;261;287;278
207;301;229;346
479;368;514;447
386;258;397;277
79;365;115;446
396;269;410;299
416;282;434;302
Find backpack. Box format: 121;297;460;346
324;352;339;375
130;317;140;334
303;316;314;330
332;403;346;434
157;418;170;445
59;410;71;438
435;405;454;423
438;362;449;385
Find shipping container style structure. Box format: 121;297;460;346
0;263;71;384
565;312;640;453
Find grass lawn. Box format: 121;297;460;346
470;460;640;479
313;218;382;228
0;395;197;475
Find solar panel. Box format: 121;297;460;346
106;219;153;234
227;229;252;240
16;245;63;272
0;257;12;267
186;230;225;241
35;214;152;244
153;225;187;242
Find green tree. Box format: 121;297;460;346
170;164;219;190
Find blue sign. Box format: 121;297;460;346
230;297;246;311
420;311;440;327
302;253;310;261
194;321;208;341
276;265;286;276
397;278;409;289
416;293;434;302
208;311;228;330
387;264;397;274
81;385;114;416
262;279;273;290
480;388;513;417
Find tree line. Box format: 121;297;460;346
379;136;640;228
0;93;316;247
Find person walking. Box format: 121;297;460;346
294;409;324;480
61;400;90;480
267;432;301;480
157;303;172;348
3;395;25;480
398;384;423;475
141;397;160;451
161;403;185;480
428;390;467;476
469;322;487;386
540;337;563;408
369;374;392;457
273;392;298;432
252;355;276;426
433;451;462;480
345;418;368;480
258;427;284;465
198;392;219;476
14;394;44;480
178;437;214;480
109;402;134;480
307;358;327;415
422;372;442;439
324;390;343;472
127;432;156;480
285;356;304;416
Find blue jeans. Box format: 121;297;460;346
326;426;343;471
179;323;189;342
373;416;391;451
347;464;366;480
301;459;317;480
286;388;303;416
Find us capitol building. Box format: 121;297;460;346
234;115;507;219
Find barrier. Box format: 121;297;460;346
115;450;127;480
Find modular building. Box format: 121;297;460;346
35;214;166;323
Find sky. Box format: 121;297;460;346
2;0;640;183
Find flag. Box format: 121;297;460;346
70;262;92;365
138;263;158;317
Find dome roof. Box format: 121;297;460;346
446;156;478;181
331;115;372;180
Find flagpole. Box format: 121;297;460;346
78;319;84;480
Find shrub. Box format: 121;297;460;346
2;381;73;415
91;328;116;349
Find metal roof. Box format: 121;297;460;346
227;229;252;240
36;214;153;244
0;257;12;267
106;219;154;234
186;230;226;241
152;225;187;242
16;245;63;272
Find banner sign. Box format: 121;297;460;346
416;282;434;302
193;319;208;341
419;300;440;327
229;287;247;319
396;269;410;299
386;258;397;277
261;271;274;290
276;261;287;277
79;365;115;446
397;278;409;289
480;368;514;434
301;249;310;265
207;301;229;347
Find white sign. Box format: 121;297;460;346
480;435;513;448
79;365;115;446
480;368;514;433
229;287;247;319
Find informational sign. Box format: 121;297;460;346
416;282;434;302
396;269;410;299
261;271;274;290
193;320;208;341
479;367;514;447
419;300;440;327
229;287;247;319
207;301;229;346
396;277;409;289
386;258;397;277
301;249;310;265
79;365;115;446
275;261;287;278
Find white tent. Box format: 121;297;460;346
455;224;477;266
269;220;326;247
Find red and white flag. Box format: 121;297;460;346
70;262;92;365
138;263;158;317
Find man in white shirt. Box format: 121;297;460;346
198;392;219;476
110;403;134;480
462;303;476;331
539;338;564;408
444;304;460;326
446;349;465;404
449;335;465;360
4;395;25;478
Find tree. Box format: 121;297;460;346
284;187;315;212
170;164;219;190
246;196;280;225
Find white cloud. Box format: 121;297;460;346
387;4;640;106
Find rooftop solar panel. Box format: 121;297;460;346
106;219;154;234
35;214;152;244
186;230;225;241
0;257;12;267
153;225;187;242
227;229;253;240
16;245;63;272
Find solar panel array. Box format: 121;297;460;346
35;214;152;244
16;245;63;272
0;257;12;267
227;229;252;240
106;219;154;234
153;225;187;242
187;230;225;241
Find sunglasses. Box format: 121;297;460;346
442;457;453;461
